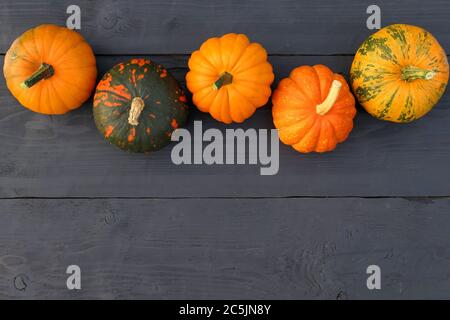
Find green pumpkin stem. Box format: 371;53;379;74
213;72;233;90
128;97;145;126
401;65;436;82
21;63;54;89
316;80;342;116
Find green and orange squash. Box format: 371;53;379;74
351;24;449;123
3;24;97;114
93;58;189;153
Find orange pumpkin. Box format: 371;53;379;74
3;24;97;114
186;33;274;124
272;65;356;153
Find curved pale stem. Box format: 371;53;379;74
128;97;145;126
316;80;342;116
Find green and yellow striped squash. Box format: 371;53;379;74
350;24;449;123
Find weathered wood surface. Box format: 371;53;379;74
0;55;449;198
1;0;449;55
1;198;450;299
1;0;450;300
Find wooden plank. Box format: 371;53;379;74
1;0;449;55
1;54;449;198
1;197;449;299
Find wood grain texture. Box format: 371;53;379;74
0;0;449;55
1;197;449;299
1;54;449;198
1;0;450;301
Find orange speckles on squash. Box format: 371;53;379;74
103;101;122;107
137;74;145;80
95;92;108;101
146;127;151;135
118;64;125;72
96;74;113;91
131;69;137;86
144;68;148;73
171;119;178;129
179;95;187;103
160;69;167;78
131;58;149;67
105;125;114;138
128;127;136;143
93;92;109;107
97;75;132;100
111;84;131;100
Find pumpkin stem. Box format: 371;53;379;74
401;65;436;82
213;72;233;90
128;97;145;126
316;80;342;116
21;63;55;89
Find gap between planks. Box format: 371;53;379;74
0;196;448;200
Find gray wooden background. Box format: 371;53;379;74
0;0;449;299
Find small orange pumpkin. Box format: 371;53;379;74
3;24;97;114
272;65;356;153
186;33;274;124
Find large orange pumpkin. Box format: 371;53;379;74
272;65;356;153
3;24;97;114
186;33;274;124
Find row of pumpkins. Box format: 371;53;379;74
3;24;449;153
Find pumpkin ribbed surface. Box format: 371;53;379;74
272;65;356;153
186;33;274;124
3;24;97;114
